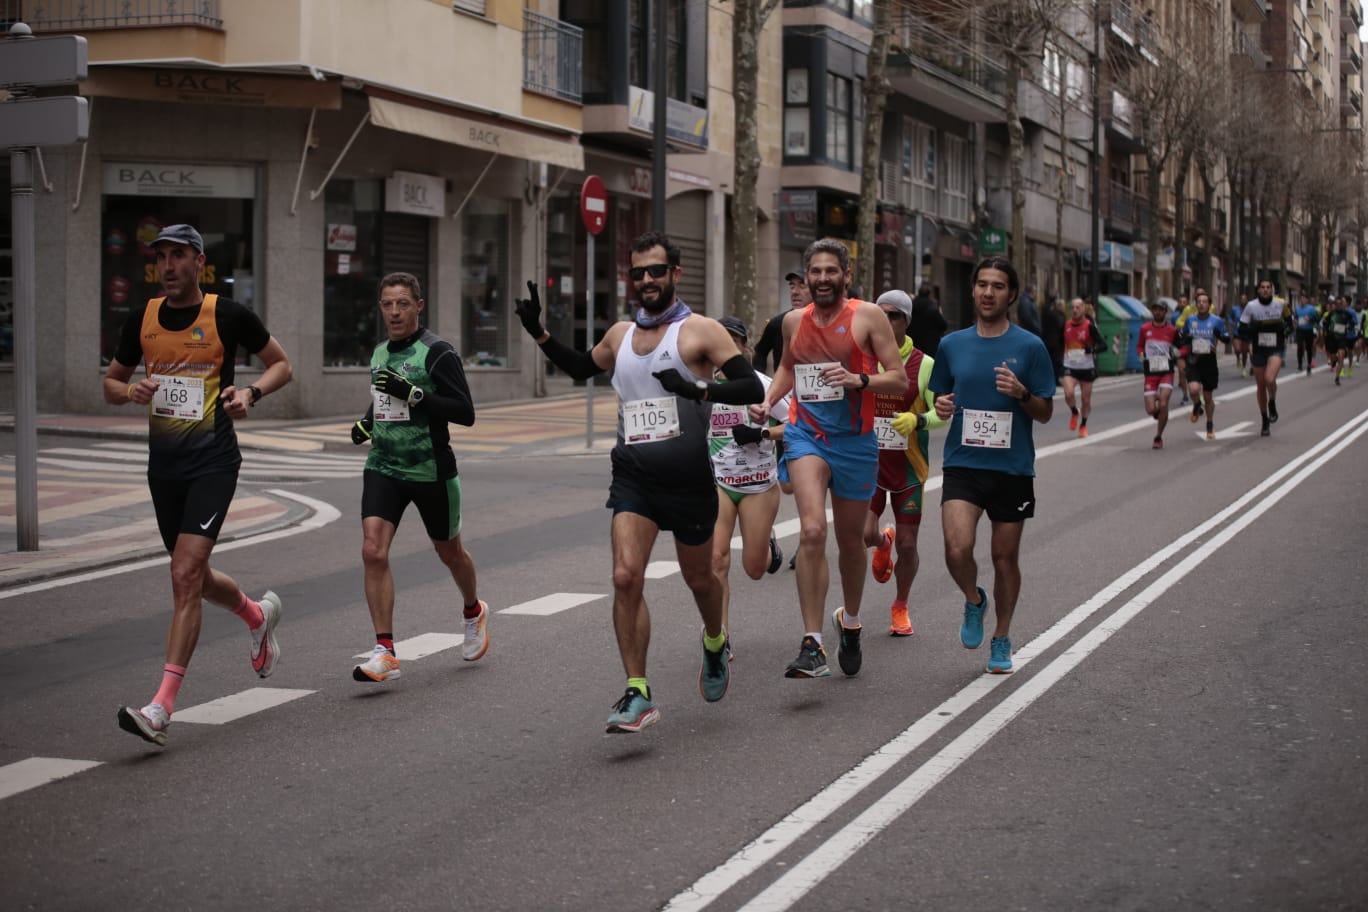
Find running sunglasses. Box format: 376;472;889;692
629;263;673;281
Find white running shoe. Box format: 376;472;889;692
117;702;169;746
352;644;401;682
251;590;283;678
463;601;490;661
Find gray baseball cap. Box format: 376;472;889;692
784;270;804;282
719;315;749;344
152;224;204;253
876;289;914;321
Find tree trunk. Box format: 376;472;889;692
1172;150;1190;297
729;1;762;328
856;1;893;299
1006;63;1026;275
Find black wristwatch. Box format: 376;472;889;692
1018;388;1031;403
858;373;870;390
248;385;263;406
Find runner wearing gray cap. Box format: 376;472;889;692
754;269;811;373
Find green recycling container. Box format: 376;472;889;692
1093;296;1131;375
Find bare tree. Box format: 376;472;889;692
922;0;1083;272
855;1;895;297
728;0;782;329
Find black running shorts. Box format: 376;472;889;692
941;466;1036;523
148;471;238;552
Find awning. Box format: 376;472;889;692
367;95;583;171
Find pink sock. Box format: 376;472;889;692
152;664;187;715
230;592;264;629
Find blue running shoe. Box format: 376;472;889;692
699;635;729;702
606;687;659;734
987;636;1014;674
961;586;988;649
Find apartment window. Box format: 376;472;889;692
563;0;608;98
826;73;853;166
1043;42;1063;95
824;0;872;19
629;0;686;99
784;67;811;156
913;123;937;212
944;134;969;224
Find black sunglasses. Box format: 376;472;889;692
629;263;673;281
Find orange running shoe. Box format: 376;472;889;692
871;527;894;583
1068;413;1079;431
1078;425;1089;438
888;601;913;637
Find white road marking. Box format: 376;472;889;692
0;757;103;802
645;561;680;578
1196;420;1254;440
666;405;1368;912
499;593;605;616
352;632;463;660
0;489;341;601
173;687;316;725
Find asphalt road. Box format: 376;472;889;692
2;365;1366;912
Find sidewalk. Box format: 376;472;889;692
0;378;619;589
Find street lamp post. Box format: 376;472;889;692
1089;2;1101;303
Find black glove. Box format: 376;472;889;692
351;417;373;445
732;424;764;446
374;368;424;406
514;280;546;338
653;368;707;400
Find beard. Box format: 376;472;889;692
1258;293;1272;304
810;278;847;309
638;278;677;314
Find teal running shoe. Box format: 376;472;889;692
606;687;659;734
699;635;729;702
961;586;988;649
987;636;1014;674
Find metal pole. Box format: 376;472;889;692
1090;4;1101;302
652;0;668;230
585;230;595;448
11;148;38;550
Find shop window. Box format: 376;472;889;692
99;161;258;366
323;179;384;367
462;199;511;367
825;73;852;166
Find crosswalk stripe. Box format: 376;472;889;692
352;632;464;660
0;757;103;801
645;561;680;579
499;593;605;616
173;687;316;725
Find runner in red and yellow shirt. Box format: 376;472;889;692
1138;299;1179;449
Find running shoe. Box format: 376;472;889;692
832;607;863;676
1152;436;1163;450
961;586;987;649
1261;419;1271;437
871;527;895;584
1206;425;1216;440
606;687;659;733
767;534;783;575
1078;425;1089;438
117;702;169;746
462;600;490;661
250;590;283;678
1335;374;1342;387
723;638;734;663
784;636;830;678
987;636;1014;674
1189;404;1200;423
353;645;401;682
699;634;729;702
1267;399;1278;423
888;601;914;637
788;553;797;571
1241;367;1249;378
1307;364;1313;377
1068;412;1079;431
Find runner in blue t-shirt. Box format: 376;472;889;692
927;256;1053;676
1293;301;1320;375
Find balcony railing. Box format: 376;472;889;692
1109;0;1158;59
1342;0;1362;31
1341;37;1362;73
889;11;1006;101
0;0;221;29
1192;200;1228;235
522;9;582;103
1110;90;1134;130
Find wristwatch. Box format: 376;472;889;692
248;385;263;406
409;387;425;405
1018;388;1031;403
858;373;870;390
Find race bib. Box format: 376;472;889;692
1335;323;1349;336
709;403;747;439
1147;356;1170;373
622;397;681;444
874;416;908;451
1063;348;1091;369
1192;338;1213;355
372;388;410;422
795;362;844;402
150;374;204;420
961;408;1012;449
1257;332;1277;348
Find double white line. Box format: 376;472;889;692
666;405;1368;912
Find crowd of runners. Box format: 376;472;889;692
107;223;1362;745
